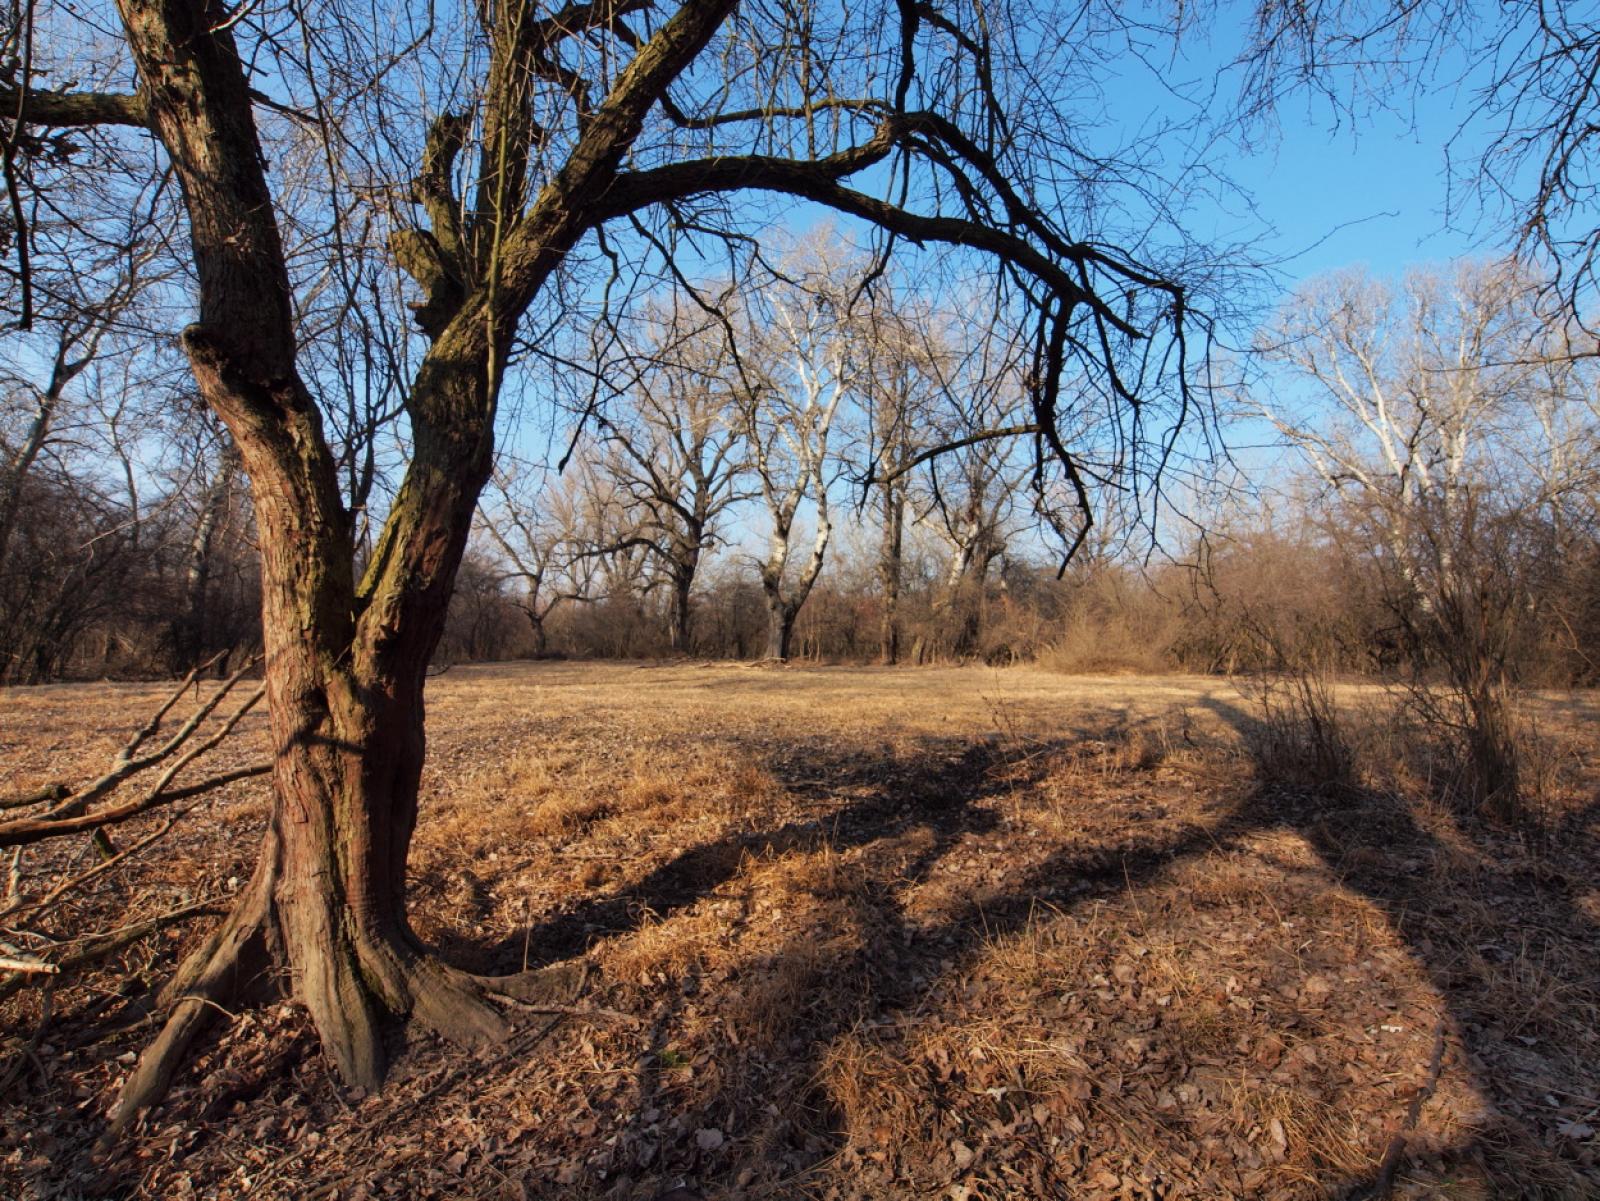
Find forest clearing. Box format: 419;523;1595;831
7;1;1600;1194
4;662;1599;1199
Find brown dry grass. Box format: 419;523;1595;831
2;661;1599;1200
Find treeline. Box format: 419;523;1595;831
437;255;1600;692
0;439;257;684
6;253;1597;691
434;504;1600;686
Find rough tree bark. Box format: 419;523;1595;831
879;479;905;664
104;0;737;1127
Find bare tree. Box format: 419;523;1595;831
480;462;617;656
480;475;569;658
7;0;1213;1124
852;287;940;664
737;266;855;661
912;320;1031;659
1258;261;1593;602
1259;259;1600;816
0;186;172;569
595;304;749;652
169;422;249;671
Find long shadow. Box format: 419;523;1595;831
38;705;1599;1199
456;736;1034;973
591;739;1261;1199
604;700;1600;1199
1195;692;1600;1198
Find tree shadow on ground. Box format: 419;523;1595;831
1192;692;1600;1199
25;708;1600;1200
600;702;1600;1200
454;736;1047;973
583;734;1261;1200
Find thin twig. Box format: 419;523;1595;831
1368;1017;1448;1200
0;800;202;924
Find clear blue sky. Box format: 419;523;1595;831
1182;15;1505;293
1228;99;1494;286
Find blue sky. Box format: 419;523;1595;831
1188;8;1510;293
1229;97;1493;286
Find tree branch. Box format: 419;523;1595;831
0;85;148;127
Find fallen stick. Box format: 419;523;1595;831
0;783;70;812
0;801;200;923
40;655;257;824
0;900;223;1002
1369;1017;1448;1199
0;954;59;975
0;759;268;848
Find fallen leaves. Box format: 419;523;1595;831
4;664;1600;1199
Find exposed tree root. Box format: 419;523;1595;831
103;836;590;1142
474;960;588;1004
106;853;276;1139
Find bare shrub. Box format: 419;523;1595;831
1237;668;1358;795
1037;565;1181;674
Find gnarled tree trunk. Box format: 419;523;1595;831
35;0;1198;1137
105;0;618;1128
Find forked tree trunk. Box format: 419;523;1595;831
524;605;550;656
105;0;564;1131
670;538;702;654
102;0;737;1112
757;495;831;663
113;351;517;1129
93;0;1100;1136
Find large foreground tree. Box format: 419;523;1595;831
5;0;1209;1126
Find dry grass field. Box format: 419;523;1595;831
3;661;1600;1199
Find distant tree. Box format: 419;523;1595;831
912;322;1031;659
595;304;749;653
437;550;526;663
852;289;941;664
0;314;195;681
737;259;857;661
1259;259;1600;815
480;467;581;657
166;421;254;671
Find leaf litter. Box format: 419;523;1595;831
2;662;1599;1199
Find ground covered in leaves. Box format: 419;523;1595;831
4;662;1600;1200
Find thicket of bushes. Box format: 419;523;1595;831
428;502;1598;690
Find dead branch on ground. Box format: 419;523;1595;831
0;657;268;1009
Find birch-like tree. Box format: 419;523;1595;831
1260;259;1600;814
596;306;749;652
738;268;855;661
